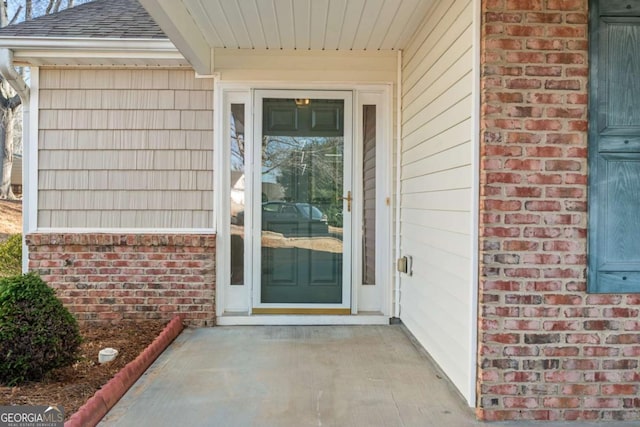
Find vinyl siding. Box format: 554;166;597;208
399;0;475;404
37;69;213;229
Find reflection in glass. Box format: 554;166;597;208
230;104;245;285
260;98;345;303
363;105;376;285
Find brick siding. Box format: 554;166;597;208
26;233;216;327
480;0;640;422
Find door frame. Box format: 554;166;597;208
214;81;393;323
252;89;353;312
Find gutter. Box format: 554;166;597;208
0;48;29;105
0;48;31;273
0;37;186;67
0;36;179;52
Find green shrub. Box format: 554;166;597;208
0;273;81;385
0;234;22;277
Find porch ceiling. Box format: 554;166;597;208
139;0;436;75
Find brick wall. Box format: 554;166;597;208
27;233;216;327
480;0;640;422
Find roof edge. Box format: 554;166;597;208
0;37;178;51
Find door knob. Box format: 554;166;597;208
342;191;352;212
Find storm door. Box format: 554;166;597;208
252;91;352;312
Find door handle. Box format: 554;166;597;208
342;191;352;212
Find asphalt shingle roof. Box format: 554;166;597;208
0;0;167;39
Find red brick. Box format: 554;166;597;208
524;200;561;211
584;347;620;357
504;397;539;409
569;120;587;131
506;78;543;89
584;398;623;409
505;371;541;382
543;397;580;408
504;240;540;251
523;253;561;264
525;119;562;131
545;159;582;171
507;106;542;117
546;133;583;144
504;159;542;170
505;212;542;223
526;173;563;184
504;319;541;330
506;25;545;36
547;26;585;38
486;39;523;50
584;320;620;331
547;0;584;11
485;195;523;209
486;92;525;103
566;66;588;77
545;80;581;90
543;346;580;356
542;320;579;331
526;13;562;23
546;53;585;64
566;13;588;24
527;93;563;104
507;132;543;143
544;294;582;305
586;295;622;305
524;65;562;76
522;308;560;317
505;0;542;10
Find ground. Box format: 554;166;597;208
0;200;166;420
0;321;166;420
0;199;21;239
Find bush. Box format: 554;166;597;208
0;273;81;385
0;234;22;277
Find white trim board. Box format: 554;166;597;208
217;314;389;326
33;228;216;235
468;0;481;408
23;67;39;273
214;81;394;322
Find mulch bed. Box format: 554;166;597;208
0;321;166;420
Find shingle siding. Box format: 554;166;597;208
38;68;214;229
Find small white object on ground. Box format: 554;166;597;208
98;347;119;364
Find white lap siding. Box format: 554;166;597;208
37;69;213;229
400;0;475;404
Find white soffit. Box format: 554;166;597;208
151;0;435;51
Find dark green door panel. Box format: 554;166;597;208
260;97;345;303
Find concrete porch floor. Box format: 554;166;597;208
100;325;637;427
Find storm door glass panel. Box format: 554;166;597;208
230;104;245;285
362;105;376;285
261;98;344;303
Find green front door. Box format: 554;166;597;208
254;91;352;308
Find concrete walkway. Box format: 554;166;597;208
101;326;638;427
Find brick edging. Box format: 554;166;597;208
65;316;185;427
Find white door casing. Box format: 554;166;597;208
215;82;392;323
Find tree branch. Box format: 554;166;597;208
6;94;21;110
8;5;22;25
